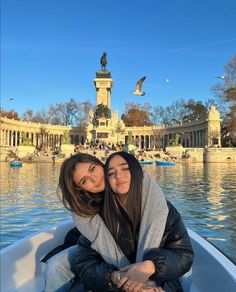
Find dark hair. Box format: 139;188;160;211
58;153;104;217
103;151;143;245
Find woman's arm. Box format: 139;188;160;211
143;201;194;283
74;235;120;292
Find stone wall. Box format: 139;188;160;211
203;148;236;163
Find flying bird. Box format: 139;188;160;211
215;75;225;80
132;76;146;96
9;97;14;101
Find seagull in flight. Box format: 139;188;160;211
132;76;146;96
215;75;225;80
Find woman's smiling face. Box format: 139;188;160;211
73;162;105;193
107;155;131;196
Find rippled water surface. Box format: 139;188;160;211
1;162;236;262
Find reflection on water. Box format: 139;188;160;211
145;162;236;262
0;162;236;262
0;162;71;249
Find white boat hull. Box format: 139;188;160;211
1;220;236;292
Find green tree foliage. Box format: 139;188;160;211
92;104;111;127
94;104;111;119
121;103;152;126
19;132;32;146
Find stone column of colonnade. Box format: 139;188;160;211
70;134;86;145
125;134;159;149
122;126;209;149
0;117;70;149
178;129;206;148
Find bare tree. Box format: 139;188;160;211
150;105;165;125
212;54;236;145
32;109;51;124
22;109;34;121
111;121;125;142
48;98;79;125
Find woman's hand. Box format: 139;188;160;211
141;288;164;292
122;283;164;292
117;260;155;288
110;271;122;285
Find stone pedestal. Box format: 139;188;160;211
60;144;74;158
94;70;113;109
166;145;184;158
17;146;35;158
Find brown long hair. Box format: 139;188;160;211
103;151;143;245
58;153;104;217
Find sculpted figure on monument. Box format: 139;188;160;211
100;52;107;70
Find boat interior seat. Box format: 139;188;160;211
180;268;192;292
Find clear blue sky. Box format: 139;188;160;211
1;0;236;117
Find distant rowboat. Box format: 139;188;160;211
139;160;153;165
155;160;176;166
10;161;23;167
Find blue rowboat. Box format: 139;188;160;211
10;161;23;167
155;160;176;166
139;160;153;165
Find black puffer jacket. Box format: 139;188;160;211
72;202;194;292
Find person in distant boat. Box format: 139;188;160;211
44;152;193;292
70;152;193;291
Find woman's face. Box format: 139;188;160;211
73;162;105;193
107;155;131;195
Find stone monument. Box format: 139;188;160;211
94;52;113;109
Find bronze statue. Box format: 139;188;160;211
100;52;107;70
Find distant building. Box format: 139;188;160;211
0;67;221;150
84;66;221;149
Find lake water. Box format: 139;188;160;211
0;161;236;263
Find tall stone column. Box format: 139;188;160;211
94;70;113;109
10;131;13;146
7;130;10;146
207;106;221;147
0;128;4;146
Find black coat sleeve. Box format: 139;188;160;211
143;201;194;284
41;227;81;263
73;235;120;292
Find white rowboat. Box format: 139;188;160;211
1;220;236;292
